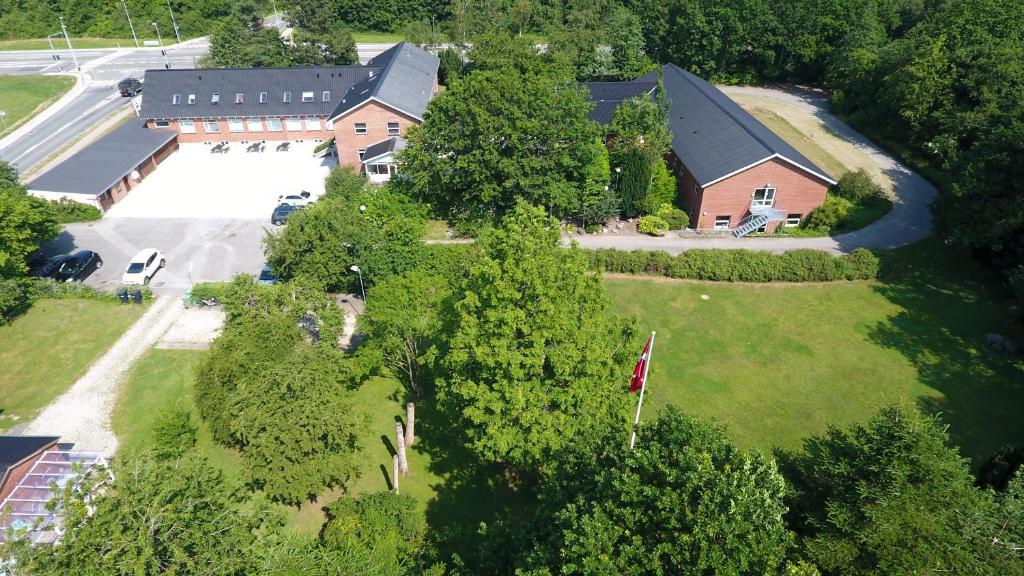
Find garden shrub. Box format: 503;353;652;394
637;215;669;236
313;137;335;155
831;169;883;202
656;203;689;230
585;248;880;282
191;282;230;301
150;406;198;459
0;278;34;325
49;198;102;223
804;195;853;232
638;159;677;214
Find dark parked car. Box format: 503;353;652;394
118;77;143;97
271;204;300;226
258;264;277;285
54;250;103;282
29;254;73;279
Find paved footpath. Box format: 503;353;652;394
22;297;182;457
569;86;936;255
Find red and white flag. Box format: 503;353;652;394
629;335;653;394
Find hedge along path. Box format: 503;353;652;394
22;297;182;456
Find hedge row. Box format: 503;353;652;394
583;247;880;282
0;278;152;325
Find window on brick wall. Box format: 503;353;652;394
179;119;196;133
785;213;802;227
387;122;400;135
267;118;283;132
247;117;263;131
305;117;321;131
714;216;730;230
153;120;170;128
358;149;366;160
228;118;245;132
286;117;303;131
354;123;367;134
752;186;776;207
203;120;220;133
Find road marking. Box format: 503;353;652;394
10;93;122;164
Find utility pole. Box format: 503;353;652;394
151;22;162;45
59;17;80;71
120;0;140;48
166;0;181;44
46;32;64;71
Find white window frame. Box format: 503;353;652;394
301;91;314;103
357;149;366;160
752;186;776;207
187;94;196;105
785;214;802;228
153;120;170;128
387;121;400;136
714;216;731;231
285;117;303;131
203;120;220;134
235;93;244;104
171;94;181;106
305;117;321;131
228;118;245;133
211;93;220;105
179;119;196;134
283;91;292;103
247;117;263;132
322;90;331;102
354;123;367;135
259;91;268;104
267;118;283;132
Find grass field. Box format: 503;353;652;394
0;299;144;430
0;38;141;51
0;75;75;140
604;240;1024;462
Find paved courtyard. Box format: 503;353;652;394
107;142;335;219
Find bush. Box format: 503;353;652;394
638;159;677;214
637;215;669;236
191;282;229;301
313;137;335;155
657;203;689;230
0;278;34;325
830;169;883;202
804;195;853;232
584;247;880;282
150;407;198;459
49;198;102;223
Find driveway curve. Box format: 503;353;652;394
569;85;935;255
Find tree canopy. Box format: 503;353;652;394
0;161;59;279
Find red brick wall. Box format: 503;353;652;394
100;138;179;210
331;101;420;166
148;117;332;144
688;157;830;232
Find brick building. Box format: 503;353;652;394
587;64;836;235
138;42;439;178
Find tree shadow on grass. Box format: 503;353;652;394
413;397;537;569
867;241;1024;464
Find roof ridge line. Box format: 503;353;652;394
368;41;407;99
665;64;776;158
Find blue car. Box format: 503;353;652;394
258;264;277;285
271;204;300;225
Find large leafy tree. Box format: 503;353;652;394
435;203;635;471
523;406;791;575
3;453;276;575
402;34;604;225
0;161;59;278
785;405;1024;575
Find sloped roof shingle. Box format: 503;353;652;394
329;42;440;121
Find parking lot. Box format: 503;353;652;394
40;142;336;294
107;142;335;219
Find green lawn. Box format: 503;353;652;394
604;240;1024;462
0;75;75;140
350;32;405;43
0;37;141;51
747;106;849;180
0;299;145;430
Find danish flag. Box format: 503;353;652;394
629;335;653;394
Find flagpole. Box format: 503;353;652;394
630;331;655;449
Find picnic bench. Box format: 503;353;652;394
246;142;265;153
276;142;290;152
210;143;230;154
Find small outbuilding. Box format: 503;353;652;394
27;121;178;211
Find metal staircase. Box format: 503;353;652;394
732;205;786;237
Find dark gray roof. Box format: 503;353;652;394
660;64;834;186
28;122;176;197
330;42;439;121
0;436;58;477
139;65;376;120
361;137;407;162
583;81;656;124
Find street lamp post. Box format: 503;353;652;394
58;17;80;71
151;22;162;45
46;32;64;71
349;265;366;301
614;166;622;190
0;111;8;131
120;0;140;48
166;0;181;44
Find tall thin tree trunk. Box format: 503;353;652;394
396;422;409;475
406;402;416;447
392;454;400;495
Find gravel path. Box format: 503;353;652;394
569;85;935;255
21;297;182;456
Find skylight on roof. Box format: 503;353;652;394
211;93;220;104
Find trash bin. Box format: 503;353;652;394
130;290;143;304
117;288;129;304
182;289;194;309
